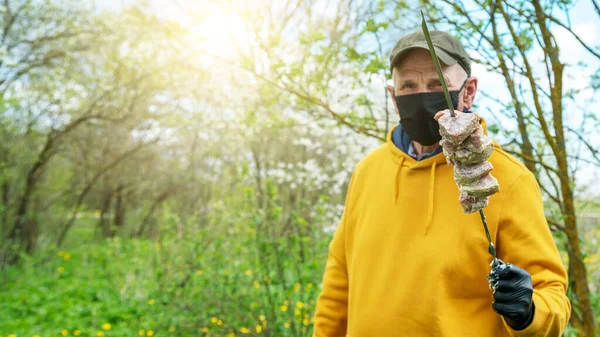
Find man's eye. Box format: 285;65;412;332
401;83;415;89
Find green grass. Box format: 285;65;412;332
1;203;599;337
0;207;330;337
2;240;167;336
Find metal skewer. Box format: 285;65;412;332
420;11;503;268
421;11;455;118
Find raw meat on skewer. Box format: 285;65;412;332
459;192;489;214
435;110;500;213
437;111;480;144
453;161;494;185
441;136;493;165
459;174;500;198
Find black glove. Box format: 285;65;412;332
488;263;535;330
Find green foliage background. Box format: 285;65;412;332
1;0;599;336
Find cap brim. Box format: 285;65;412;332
390;45;457;73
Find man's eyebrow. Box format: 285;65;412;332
399;78;416;85
427;74;452;86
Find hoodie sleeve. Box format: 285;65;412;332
496;171;571;337
312;171;357;337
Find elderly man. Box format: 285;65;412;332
312;31;570;337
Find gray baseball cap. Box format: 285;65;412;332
389;30;471;76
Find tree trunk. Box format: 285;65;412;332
9;135;54;243
486;6;537;176
135;191;169;238
98;184;113;238
113;184;125;232
10;113;99;245
23;197;40;254
55;141;150;246
252;148;265;209
528;0;598;333
559;161;597;336
1;179;8;234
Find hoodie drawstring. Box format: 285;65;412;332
393;156;405;203
424;161;437;235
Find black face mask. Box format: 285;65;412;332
395;80;467;146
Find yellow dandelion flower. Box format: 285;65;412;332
303;318;309;326
148;299;155;305
8;334;15;337
228;333;235;337
201;327;208;333
280;305;287;312
294;283;301;292
97;332;104;337
307;283;313;288
64;253;71;260
210;317;218;323
169;326;176;332
138;330;145;336
259;315;266;321
284;323;290;329
147;330;154;336
245;269;252;276
74;331;81;336
240;327;249;334
61;329;69;336
58;251;65;257
196;270;204;276
102;323;111;330
296;301;305;308
249;303;257;309
295;309;301;316
34;335;41;337
58;266;65;273
255;325;262;333
217;320;223;326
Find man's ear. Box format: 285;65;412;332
462;77;478;110
387;85;400;115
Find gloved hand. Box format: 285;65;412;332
488;263;535;330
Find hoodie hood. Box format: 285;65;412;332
391;124;444;161
388;114;492;169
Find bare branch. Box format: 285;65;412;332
56;138;159;247
249;68;385;141
546;217;566;233
547;16;600;60
592;0;600;19
497;0;559;158
501;148;559;175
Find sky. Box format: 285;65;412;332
97;0;600;197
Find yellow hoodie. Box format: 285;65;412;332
313;123;571;337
